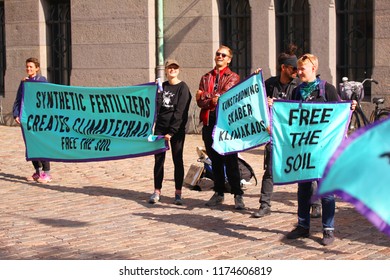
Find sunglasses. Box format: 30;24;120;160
285;65;297;71
301;55;315;66
215;52;230;58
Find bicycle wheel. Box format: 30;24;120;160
376;111;390;122
347;110;363;136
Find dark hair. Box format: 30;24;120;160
278;44;297;66
275;44;298;74
26;57;40;68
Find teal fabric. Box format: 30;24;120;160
212;71;270;155
21;82;167;161
272;100;351;184
319;118;390;235
299;78;320;100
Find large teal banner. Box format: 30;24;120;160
212;72;270;155
272;100;351;184
21;82;167;162
318;118;390;236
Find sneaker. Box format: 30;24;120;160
310;205;322;218
174;194;183;205
234;195;246;210
148;192;160;204
37;173;52;183
252;206;271;218
321;230;335;246
286;226;310;239
205;192;224;206
27;173;40;182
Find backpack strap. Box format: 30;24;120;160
318;79;327;101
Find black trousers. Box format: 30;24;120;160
202;123;243;196
32;161;50;172
154;132;185;191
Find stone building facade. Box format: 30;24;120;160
0;0;389;131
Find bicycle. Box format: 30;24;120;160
339;77;390;135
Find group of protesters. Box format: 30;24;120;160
14;44;356;247
146;44;356;246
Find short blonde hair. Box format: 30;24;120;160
298;53;318;68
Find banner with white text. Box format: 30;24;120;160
272;100;351;184
21;82;168;162
212;72;270;155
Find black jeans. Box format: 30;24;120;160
154;132;185;191
202;123;243;196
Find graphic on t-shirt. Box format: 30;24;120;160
162;90;174;108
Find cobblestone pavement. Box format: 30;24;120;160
0;125;389;260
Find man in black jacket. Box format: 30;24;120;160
252;45;300;218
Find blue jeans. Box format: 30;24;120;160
297;181;335;230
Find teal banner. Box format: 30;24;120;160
21;82;167;162
318;118;390;236
212;72;270;155
272;100;351;184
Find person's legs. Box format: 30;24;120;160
252;143;272;217
224;153;242;196
170;133;185;204
27;161;41;181
154;151;166;190
225;153;245;210
286;182;311;239
203;125;225;206
37;161;52;183
320;194;336;245
310;181;322;218
297;182;312;229
259;144;273;208
150;151;166;203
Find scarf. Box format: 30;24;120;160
299;78;320;101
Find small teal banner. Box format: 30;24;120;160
212;72;270;155
318;118;390;236
21;82;167;162
272;100;351;184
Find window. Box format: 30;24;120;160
275;0;310;55
46;0;71;85
219;0;251;78
337;0;373;95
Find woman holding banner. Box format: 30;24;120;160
12;57;52;183
149;59;192;205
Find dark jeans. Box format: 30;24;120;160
154;132;185;191
202;123;243;196
32;161;50;172
259;143;321;208
297;181;335;230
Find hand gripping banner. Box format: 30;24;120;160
20;81;168;162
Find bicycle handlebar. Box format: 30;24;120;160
361;78;379;85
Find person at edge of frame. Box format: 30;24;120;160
12;57;52;184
